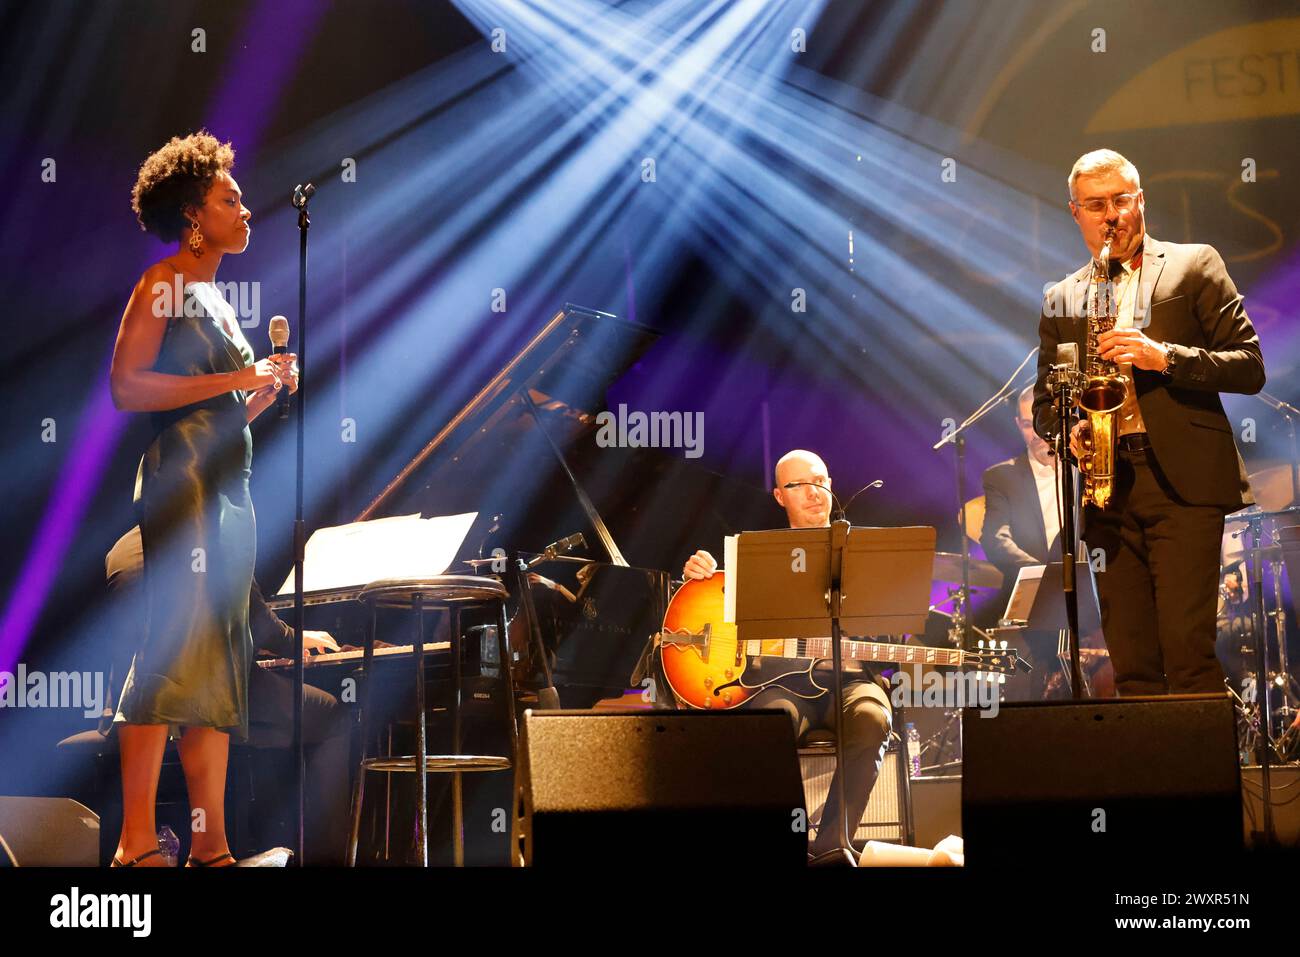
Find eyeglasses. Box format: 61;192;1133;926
1071;192;1140;215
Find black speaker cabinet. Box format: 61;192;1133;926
516;710;807;866
963;694;1242;862
0;796;100;866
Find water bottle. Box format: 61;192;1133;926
906;723;921;778
157;826;179;867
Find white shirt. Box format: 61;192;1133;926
1110;253;1148;436
1028;454;1062;552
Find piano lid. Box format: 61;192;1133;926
355;304;660;564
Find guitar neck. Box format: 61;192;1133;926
744;637;965;667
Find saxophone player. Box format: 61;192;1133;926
1032;149;1265;696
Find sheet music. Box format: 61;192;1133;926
723;534;737;623
1004;563;1046;622
278;512;479;595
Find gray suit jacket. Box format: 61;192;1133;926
1032;236;1265;509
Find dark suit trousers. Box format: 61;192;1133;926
1083;447;1225;695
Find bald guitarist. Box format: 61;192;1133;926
682;449;892;857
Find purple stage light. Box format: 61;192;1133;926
0;376;127;678
1;1;325;680
204;0;328;167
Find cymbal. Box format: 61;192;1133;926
932;552;1003;589
1247;544;1284;562
1247;464;1299;512
1225;504;1300;548
958;495;986;544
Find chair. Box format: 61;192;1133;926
345;576;518;867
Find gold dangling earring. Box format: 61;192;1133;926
188;220;204;258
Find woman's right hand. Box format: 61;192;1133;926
238;358;285;392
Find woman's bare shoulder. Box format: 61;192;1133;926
125;261;185;318
138;259;181;287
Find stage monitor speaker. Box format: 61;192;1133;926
963;694;1241;862
0;796;100;866
516;709;807;866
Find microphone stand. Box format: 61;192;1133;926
1238;510;1276;847
811;517;855;866
290;182;315;866
1046;362;1085;699
933;347;1039;652
781;481;879;866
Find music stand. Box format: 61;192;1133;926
1003;561;1102;636
730;523;935;866
1001;561;1102;696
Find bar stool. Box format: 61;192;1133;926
345;576;518;867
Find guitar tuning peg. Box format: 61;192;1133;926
998;673;1006;684
1000;640;1008;650
977;639;985;648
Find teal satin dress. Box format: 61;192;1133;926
114;276;257;740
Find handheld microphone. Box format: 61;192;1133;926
269;315;291;419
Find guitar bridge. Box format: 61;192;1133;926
662;622;711;661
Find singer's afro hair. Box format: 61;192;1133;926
131;130;235;243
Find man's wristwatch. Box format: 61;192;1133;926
1160;341;1177;376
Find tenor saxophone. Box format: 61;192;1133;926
1078;230;1128;509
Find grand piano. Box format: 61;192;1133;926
264;304;673;708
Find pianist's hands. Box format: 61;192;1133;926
682;550;718;581
304;630;340;655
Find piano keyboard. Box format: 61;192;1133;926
256;641;451;671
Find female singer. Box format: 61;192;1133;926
108;131;296;866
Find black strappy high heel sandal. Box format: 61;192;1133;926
186;852;237;867
111;848;164;867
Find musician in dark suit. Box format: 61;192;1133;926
982;386;1061;697
682;449;891;858
984;386;1058;573
1032;149;1265;696
983;385;1115;698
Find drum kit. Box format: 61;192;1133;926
931;463;1300;768
1220;461;1300;763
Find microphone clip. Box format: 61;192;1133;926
291;183;316;210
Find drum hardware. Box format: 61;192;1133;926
1222;676;1289;766
927;601;995;649
1225;505;1300;738
1224;506;1300;845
